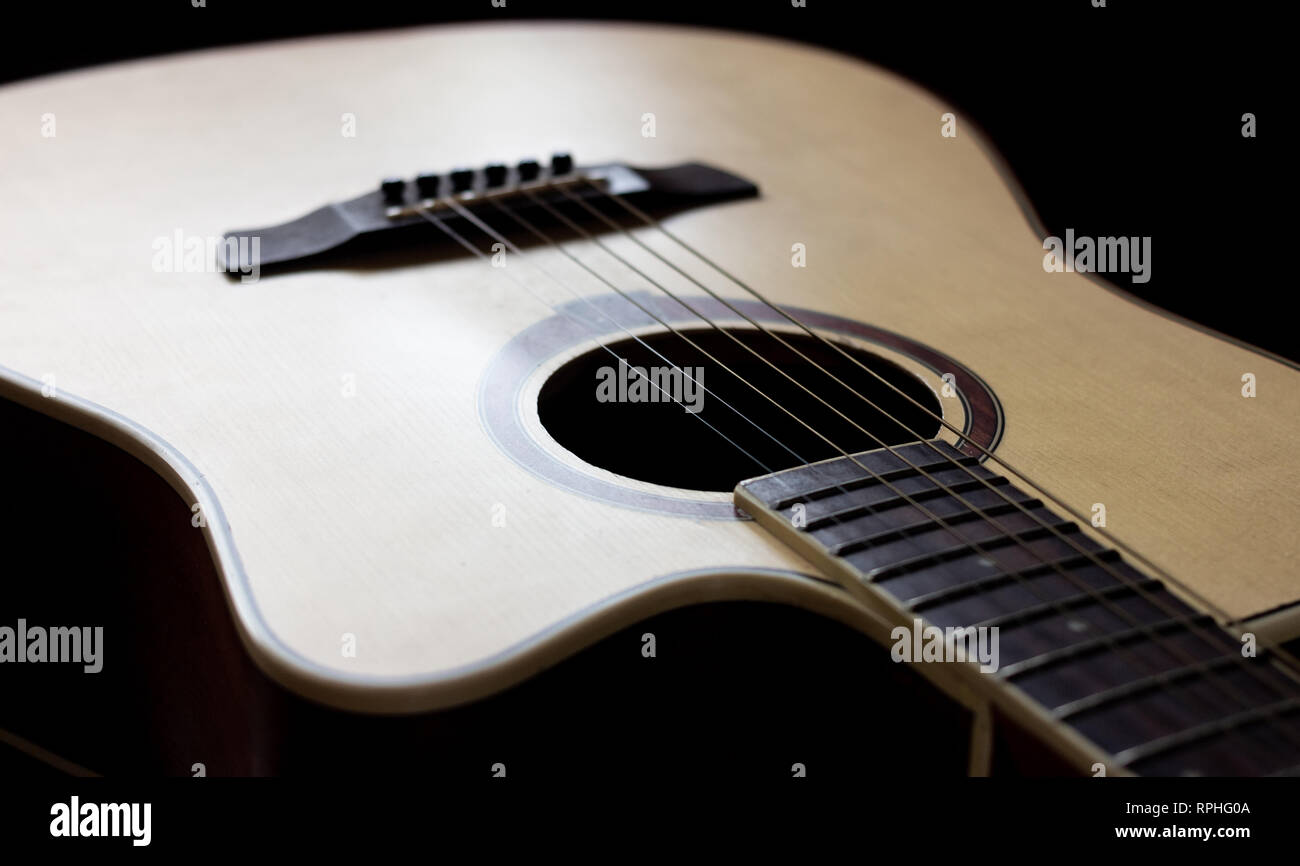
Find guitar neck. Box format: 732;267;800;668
736;440;1300;776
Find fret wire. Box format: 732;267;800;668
441;185;1299;769
1113;698;1300;770
906;550;1123;613
825;499;1038;557
996;615;1217;680
571;179;1300;764
970;578;1162;631
771;455;983;509
804;475;1016;531
863;524;1075;584
1052;655;1242;722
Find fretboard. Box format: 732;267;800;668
735;440;1300;776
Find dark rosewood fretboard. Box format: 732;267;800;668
735;440;1300;776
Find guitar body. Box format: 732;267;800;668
2;23;1297;773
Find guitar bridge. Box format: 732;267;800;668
219;157;758;275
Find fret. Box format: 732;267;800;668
860;523;1084;585
891;548;1122;617
1010;624;1237;710
1051;655;1241;721
969;578;1161;631
744;443;980;510
795;473;1013;531
824;499;1043;558
770;460;973;509
1112;698;1300;770
734;440;1300;775
907;551;1123;616
992;585;1189;665
1138;714;1300;776
785;459;1005;514
1069;661;1294;758
788;478;1027;544
994;615;1216;680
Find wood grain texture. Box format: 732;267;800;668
0;22;1295;712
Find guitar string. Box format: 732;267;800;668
539;181;1300;747
501;182;1300;757
409;201;1047;637
571;180;1300;718
408;205;783;476
409;181;1298;767
588;178;1300;678
455;190;1300;763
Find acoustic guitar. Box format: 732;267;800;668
2;22;1297;778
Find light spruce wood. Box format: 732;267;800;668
0;23;1296;725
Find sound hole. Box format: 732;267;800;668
537;328;943;493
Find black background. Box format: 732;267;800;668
4;0;1288;360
